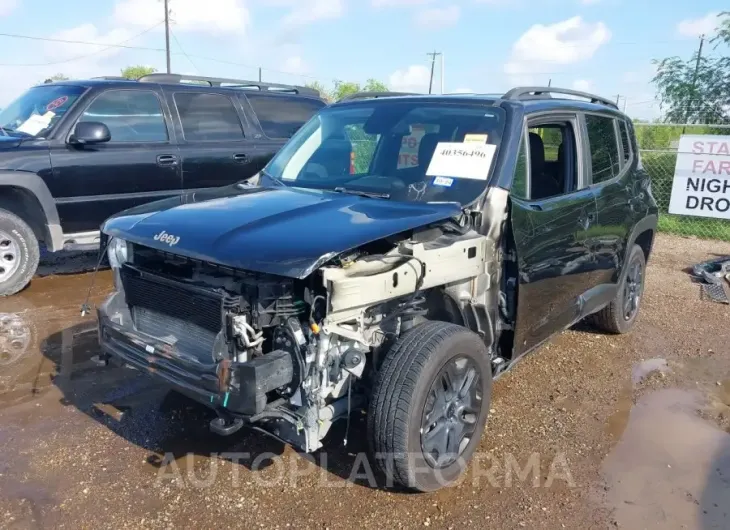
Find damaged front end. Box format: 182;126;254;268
97;189;508;453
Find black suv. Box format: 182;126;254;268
95;87;658;491
0;73;326;295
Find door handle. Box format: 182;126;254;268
233;153;249;163
157;154;179;167
528;203;543;212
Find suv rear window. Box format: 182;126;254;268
585;115;620;184
174;92;244;141
245;94;325;139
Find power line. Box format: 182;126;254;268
170;29;199;74
0;22;165;67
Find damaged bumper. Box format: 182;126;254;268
97;291;294;417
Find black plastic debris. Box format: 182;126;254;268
690;256;730;304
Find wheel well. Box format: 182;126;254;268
634;229;654;262
0;186;48;244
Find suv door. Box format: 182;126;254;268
169;91;256;190
239;92;327;177
510;114;599;356
586;114;636;284
49;88;181;233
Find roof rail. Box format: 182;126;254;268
340;91;419;101
502;86;618;109
136;73;320;97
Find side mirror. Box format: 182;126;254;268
69;121;111;145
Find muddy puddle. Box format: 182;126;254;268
601;355;730;529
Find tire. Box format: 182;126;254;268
589;244;646;334
367;321;492;492
0;208;40;297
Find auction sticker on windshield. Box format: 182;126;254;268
426;142;496;181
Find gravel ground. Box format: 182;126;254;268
0;233;729;529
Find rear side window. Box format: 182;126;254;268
246;94;325;139
585;115;620;184
174;92;244;141
618;120;632;164
79;90;167;142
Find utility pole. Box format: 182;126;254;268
688;34;705;124
258;67;262;82
440;53;444;94
427;50;441;94
164;0;171;74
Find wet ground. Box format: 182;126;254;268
1;234;729;529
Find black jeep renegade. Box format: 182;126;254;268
95;87;658;491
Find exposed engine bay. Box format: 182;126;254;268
98;205;506;453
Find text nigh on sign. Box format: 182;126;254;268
668;135;730;219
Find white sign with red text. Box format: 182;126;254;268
668;135;730;219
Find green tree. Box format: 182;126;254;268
43;73;70;83
305;81;332;102
363;78;389;92
332;80;361;101
652;12;730;124
120;65;157;80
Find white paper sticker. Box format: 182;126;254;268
426;142;496;181
16;111;54;136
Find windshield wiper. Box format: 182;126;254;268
334;187;391;199
0;127;33;138
238;168;287;189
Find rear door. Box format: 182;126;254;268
239;92;327;174
169;90;257;190
49;87;181;233
586;114;636;284
510;112;599;356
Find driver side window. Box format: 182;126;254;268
78;90;168;143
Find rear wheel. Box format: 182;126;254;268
367;321;492;492
0;209;39;297
589;244;646;334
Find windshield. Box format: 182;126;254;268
264;100;506;205
0;85;85;138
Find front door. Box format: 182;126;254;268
510;116;599;356
49;88;181;233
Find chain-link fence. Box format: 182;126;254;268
635;122;730;242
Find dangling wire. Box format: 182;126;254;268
343;375;352;447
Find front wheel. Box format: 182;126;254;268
0;209;39;297
367;321;492;492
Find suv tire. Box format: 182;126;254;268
0;208;39;297
589;243;646;334
367;321;492;492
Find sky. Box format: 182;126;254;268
0;0;726;120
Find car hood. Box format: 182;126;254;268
102;185;462;278
0;136;22;149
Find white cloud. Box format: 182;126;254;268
44;24;135;62
281;0;344;28
677;12;719;38
414;5;460;29
0;0;17;16
280;55;308;75
572;79;595;92
504;16;611;83
114;0;250;33
451;87;475;93
389;65;430;92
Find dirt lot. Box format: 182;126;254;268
1;234;729;529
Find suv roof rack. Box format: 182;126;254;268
502;86;618;109
136;73;320;97
340;91;419;101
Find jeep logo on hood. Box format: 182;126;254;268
153;230;180;246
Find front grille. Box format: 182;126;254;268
120;265;240;334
